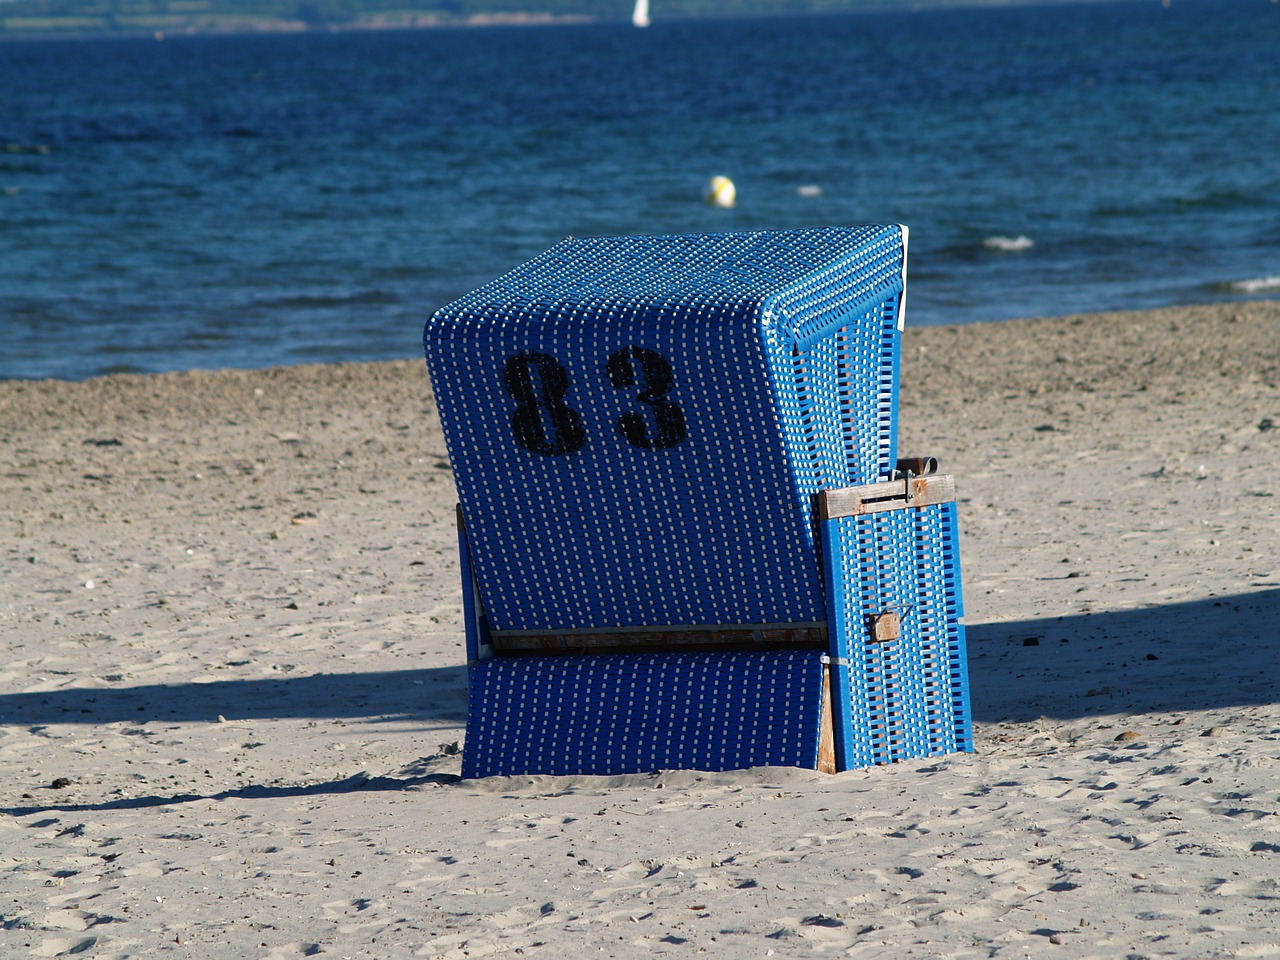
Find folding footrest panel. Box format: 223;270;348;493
462;649;831;779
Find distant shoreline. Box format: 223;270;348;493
3;298;1276;385
0;10;600;43
0;0;1153;44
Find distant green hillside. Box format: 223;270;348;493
0;0;982;37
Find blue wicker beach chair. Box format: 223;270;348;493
423;226;971;778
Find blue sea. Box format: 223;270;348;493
2;0;1278;381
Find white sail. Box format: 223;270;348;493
632;0;650;28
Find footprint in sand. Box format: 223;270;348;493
27;937;98;958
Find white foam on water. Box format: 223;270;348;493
1225;276;1280;294
983;235;1035;252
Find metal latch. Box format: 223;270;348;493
817;473;957;520
892;456;939;480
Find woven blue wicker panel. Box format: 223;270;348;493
424;226;906;631
761;236;904;500
821;500;971;770
461;649;828;778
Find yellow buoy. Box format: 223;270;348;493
703;175;736;208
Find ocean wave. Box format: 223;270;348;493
258;290;399;310
4;143;52;155
983;235;1034;253
1174;188;1250;210
1220;276;1280;295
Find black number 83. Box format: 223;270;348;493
502;346;688;456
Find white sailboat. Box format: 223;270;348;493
632;0;650;28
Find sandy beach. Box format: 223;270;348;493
2;299;1279;959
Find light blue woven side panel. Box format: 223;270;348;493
939;500;973;752
461;649;828;778
822;501;971;770
425;227;906;632
761;224;905;506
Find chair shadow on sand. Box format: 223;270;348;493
0;665;470;815
966;586;1280;724
4;587;1276;815
0;665;469;728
